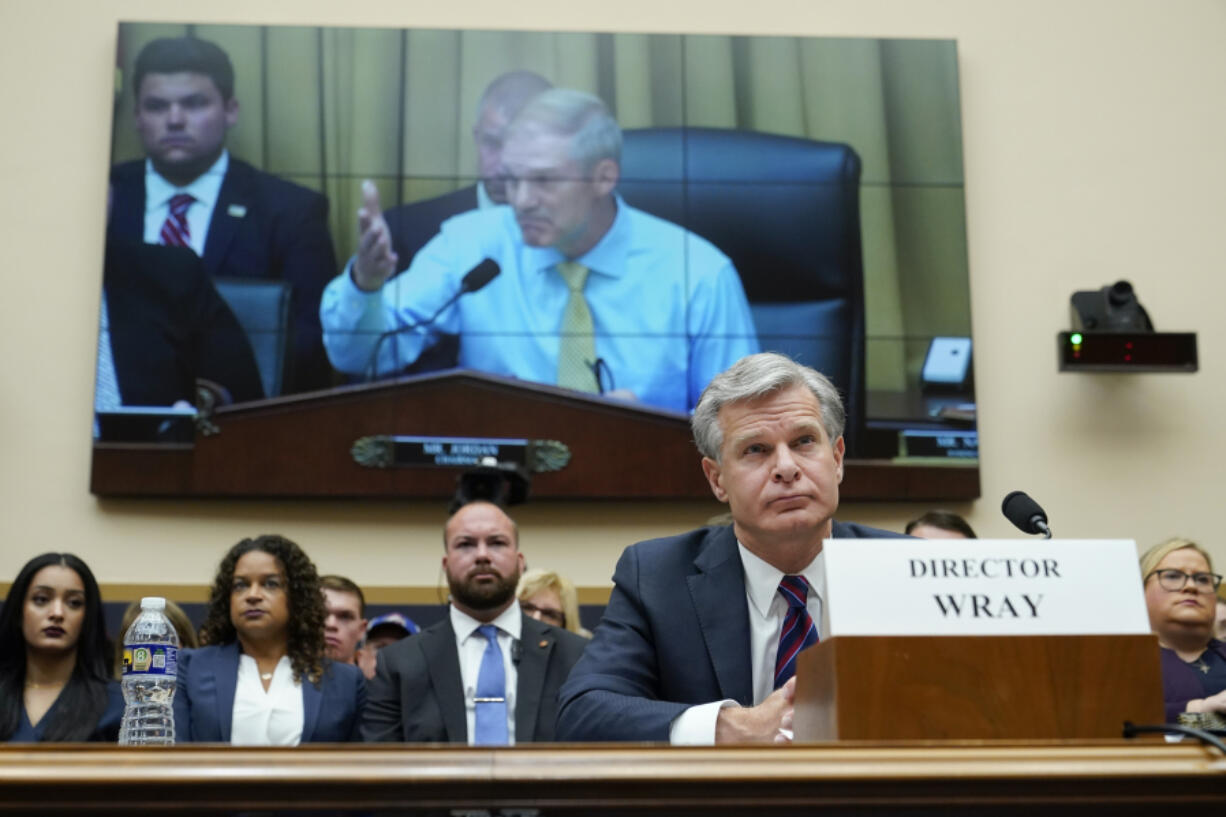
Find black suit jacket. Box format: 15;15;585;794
361;610;586;743
100;238;263;440
556;522;911;742
109;157;338;393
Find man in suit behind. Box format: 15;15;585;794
362;501;586;744
109;36;337;394
556;352;911;744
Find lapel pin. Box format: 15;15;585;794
227;204;248;218
538;640;548;648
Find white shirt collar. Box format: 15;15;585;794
476;181;495;210
449;598;523;642
737;540;826;621
144;149;229;212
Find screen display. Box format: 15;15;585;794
96;22;975;483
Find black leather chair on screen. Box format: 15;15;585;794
618;127;866;452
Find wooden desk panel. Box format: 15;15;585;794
1;742;1223;814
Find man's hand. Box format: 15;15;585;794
353;179;398;292
715;677;795;744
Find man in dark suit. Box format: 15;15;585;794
556;352;911;744
362;501;586;744
109;36;337;395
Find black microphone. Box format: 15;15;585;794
510;639;522;665
1001;490;1053;539
363;259;501;381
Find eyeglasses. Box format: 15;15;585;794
521;601;566;628
1146;568;1223;593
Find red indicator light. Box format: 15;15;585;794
1124;354;1132;362
1125;342;1134;350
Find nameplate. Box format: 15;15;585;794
823;539;1149;636
350;435;570;472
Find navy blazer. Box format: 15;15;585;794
109;157;338;394
556;521;910;741
174;642;366;743
361;611;587;743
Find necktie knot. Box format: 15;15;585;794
169;193;194;217
778;575;810;610
557;261;589;293
477;624;500;643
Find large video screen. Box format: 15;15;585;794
96;22;974;481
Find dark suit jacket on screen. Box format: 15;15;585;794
104;238;264;408
361;610;587;743
173;641;366;743
556;521;911;742
109;157;338;393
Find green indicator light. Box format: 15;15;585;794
1070;333;1083;345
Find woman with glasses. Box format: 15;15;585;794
517;569;591;639
1140;537;1226;722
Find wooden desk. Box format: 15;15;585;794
1;741;1223;814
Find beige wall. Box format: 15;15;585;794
1;0;1223;596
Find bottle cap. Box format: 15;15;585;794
140;596;167;610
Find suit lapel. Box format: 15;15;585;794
301;667;323;742
423;619;468;743
687;527;753;704
215;642;241;742
202;160;247;277
513;615;553;743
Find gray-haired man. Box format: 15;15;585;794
320;88;758;412
556;352;909;744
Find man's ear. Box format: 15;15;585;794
592;158;619;196
224;97;239;129
832;436;845;484
701;456;729;503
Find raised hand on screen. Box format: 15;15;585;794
353;179;399;292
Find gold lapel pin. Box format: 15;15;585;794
538;640;548;648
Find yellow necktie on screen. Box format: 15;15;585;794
556;261;597;392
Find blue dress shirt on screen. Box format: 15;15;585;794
320;197;759;413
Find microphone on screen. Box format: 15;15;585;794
363;259;501;381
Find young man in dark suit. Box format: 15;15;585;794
108;36;337;395
557;352;911;744
361;501;586;744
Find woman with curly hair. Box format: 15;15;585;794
1;553;123;742
173;535;365;743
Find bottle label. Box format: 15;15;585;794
122;644;179;677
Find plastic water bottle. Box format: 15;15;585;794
119;596;179;745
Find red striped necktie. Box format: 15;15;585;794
159;193;195;248
774;574;819;689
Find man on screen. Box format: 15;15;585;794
109;36;338;394
320;89;758;412
555;352;908;743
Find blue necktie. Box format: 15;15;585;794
774;575;819;689
473;624;509;745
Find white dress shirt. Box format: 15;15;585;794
143;150;229;256
669;543;825;745
450;600;522;745
230;654;304;746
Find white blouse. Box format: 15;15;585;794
230;654;304;746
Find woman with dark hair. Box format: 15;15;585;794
0;553;123;742
173;535;365;743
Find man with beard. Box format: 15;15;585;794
361;501;587;744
